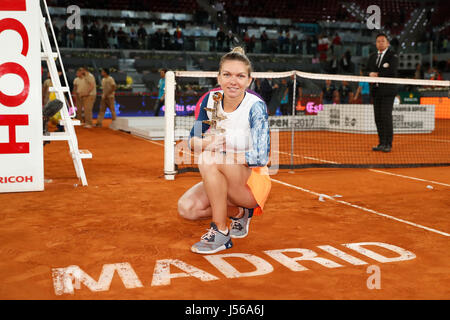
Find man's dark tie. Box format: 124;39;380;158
375;52;382;87
376;52;382;68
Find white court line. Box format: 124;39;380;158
368;169;450;187
275;151;340;164
271;178;450;237
275;150;301;157
147;140;164;146
395;135;450;143
302;156;339;164
425;139;450;143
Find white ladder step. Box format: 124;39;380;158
75;150;92;159
49;86;70;92
41;52;58;59
43;132;70;141
59;119;81;126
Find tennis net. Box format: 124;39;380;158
163;69;450;179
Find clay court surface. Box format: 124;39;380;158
1;120;449;300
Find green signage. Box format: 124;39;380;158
399;91;420;104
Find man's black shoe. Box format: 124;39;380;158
382;145;391;152
372;144;384;151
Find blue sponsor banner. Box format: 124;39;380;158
91;93;201;118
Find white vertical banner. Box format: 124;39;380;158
0;0;43;193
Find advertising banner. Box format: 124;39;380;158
0;0;43;193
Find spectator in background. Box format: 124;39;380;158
284;30;291;54
414;63;424;79
390;36;399;53
243;31;250;52
354;69;371;104
256;77;273;106
108;26;117;49
423;63;441;89
249;35;256;53
337;81;353;104
216;27;226;51
260;30;268;53
89;21;99;48
67;28;76;48
129;27;139;49
430;66;443;86
174;26;184;51
320;80;336;104
73;68;85;125
96;68;117;128
328;55;339;74
291;34;298;54
340;50;353;73
117;27;128;49
317;33;329;62
100;24;109;48
279;79;290;115
137;23;148;49
226;30;234;51
277;31;285;54
163;29;172;50
154;68;167;116
423;62;433;79
79;67;97;128
268;78;287;115
151;29;163;50
185;85;196;95
332;32;342;57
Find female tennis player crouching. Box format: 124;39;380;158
177;47;271;254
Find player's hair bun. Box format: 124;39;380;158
231;46;246;56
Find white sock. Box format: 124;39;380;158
219;227;229;235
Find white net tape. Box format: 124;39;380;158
174;70;450;87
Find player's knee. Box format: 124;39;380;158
198;152;221;172
178;197;197;220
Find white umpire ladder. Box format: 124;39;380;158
40;2;92;186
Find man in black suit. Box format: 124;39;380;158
366;33;398;153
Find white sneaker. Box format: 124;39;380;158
230;208;254;238
84;124;92;128
109;120;118;130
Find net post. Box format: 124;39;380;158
289;73;296;172
164;71;177;180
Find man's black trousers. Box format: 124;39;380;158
372;94;395;147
